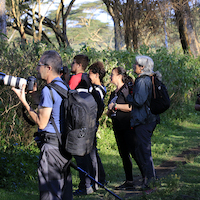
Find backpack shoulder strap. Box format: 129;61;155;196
151;75;156;99
45;82;68;145
47;82;68;99
51;79;71;91
81;73;91;87
44;86;61;144
46;84;55;104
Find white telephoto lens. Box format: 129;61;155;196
4;75;27;89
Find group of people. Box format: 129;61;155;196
107;56;160;191
12;50;160;199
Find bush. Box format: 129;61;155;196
0;42;200;145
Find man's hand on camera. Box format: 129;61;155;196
12;84;28;106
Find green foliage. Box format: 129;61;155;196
0;41;55;146
0;42;200;199
0;142;39;191
1;42;200;145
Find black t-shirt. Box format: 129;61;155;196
108;84;131;130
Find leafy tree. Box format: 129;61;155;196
6;0;112;49
102;0;160;51
65;1;113;49
6;0;75;46
102;0;200;56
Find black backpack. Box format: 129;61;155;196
79;73;106;120
150;75;170;115
47;81;97;156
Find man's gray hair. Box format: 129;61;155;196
135;55;154;74
42;50;62;74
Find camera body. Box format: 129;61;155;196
60;66;68;75
0;72;36;91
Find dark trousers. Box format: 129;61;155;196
132;121;157;180
89;144;106;189
74;144;106;190
38;143;73;200
74;154;91;189
96;149;106;184
114;128;136;182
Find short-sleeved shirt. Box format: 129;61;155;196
89;84;107;100
38;77;68;133
108;84;131;130
68;73;82;90
69;73;90;92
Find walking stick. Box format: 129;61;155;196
70;162;123;200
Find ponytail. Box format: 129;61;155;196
114;67;133;84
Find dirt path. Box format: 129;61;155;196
114;146;200;198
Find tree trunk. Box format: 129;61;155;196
62;0;75;47
123;0;138;51
184;2;200;56
172;0;200;56
0;0;7;38
102;0;124;50
11;0;26;44
113;17;123;50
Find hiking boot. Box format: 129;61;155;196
73;186;94;196
115;181;135;190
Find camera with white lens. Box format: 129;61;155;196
0;72;36;91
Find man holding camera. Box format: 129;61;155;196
12;50;73;200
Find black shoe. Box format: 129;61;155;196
115;181;135;190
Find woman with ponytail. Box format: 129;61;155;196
107;67;136;190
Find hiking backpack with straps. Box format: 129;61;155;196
78;73;106;120
150;75;170;115
47;80;97;156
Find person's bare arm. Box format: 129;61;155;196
12;84;52;129
108;102;132;112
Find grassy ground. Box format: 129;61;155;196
0;110;200;200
